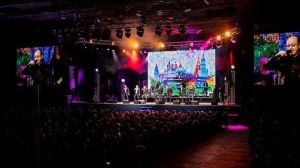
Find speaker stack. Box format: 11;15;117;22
191;100;199;105
173;100;180;104
211;101;218;105
134;100;140;104
185;101;191;105
123;100;130;104
139;100;146;104
155;100;165;104
107;99;117;103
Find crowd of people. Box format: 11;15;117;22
1;106;226;168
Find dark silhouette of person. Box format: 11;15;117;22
203;81;208;96
50;47;67;106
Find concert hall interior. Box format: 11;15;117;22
1;0;300;168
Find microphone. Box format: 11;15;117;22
26;60;36;67
286;49;291;56
271;50;291;60
275;50;291;57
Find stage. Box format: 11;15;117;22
71;100;240;112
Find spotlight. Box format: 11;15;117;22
116;29;123;39
231;37;237;43
125;28;131;38
178;24;186;34
166;24;172;36
155;25;162;36
136;26;144;37
121;79;125;83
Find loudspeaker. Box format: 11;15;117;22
107;99;117;103
191;101;198;105
155;100;165;104
139;100;146;104
211;101;218;105
173;100;180;104
185;101;191;105
123;100;130;104
134;100;140;104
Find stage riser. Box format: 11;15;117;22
71;102;241;114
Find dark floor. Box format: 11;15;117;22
151;125;251;168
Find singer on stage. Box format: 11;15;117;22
22;49;50;107
141;85;148;102
123;84;130;100
263;35;300;86
134;85;140;100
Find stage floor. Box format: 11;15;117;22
71;101;240;112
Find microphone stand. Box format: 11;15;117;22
37;83;40;113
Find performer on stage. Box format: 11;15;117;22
150;84;155;97
22;49;50;107
157;83;163;101
179;84;185;102
203;81;208;96
189;85;195;101
50;46;67;106
134;85;140;100
123;84;130;100
166;85;173;102
141;85;148;102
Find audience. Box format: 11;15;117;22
1;106;224;168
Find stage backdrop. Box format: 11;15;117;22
147;49;216;96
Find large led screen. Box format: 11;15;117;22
147;49;216;96
253;32;300;85
16;46;56;86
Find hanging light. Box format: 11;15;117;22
178;24;186;35
125;28;131;38
116;29;123;39
136;26;144;37
166;24;172;36
155;25;162;36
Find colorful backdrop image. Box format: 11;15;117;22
253;32;300;85
147;49;216;96
16;46;56;86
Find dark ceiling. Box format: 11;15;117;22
1;0;237;31
1;0;299;42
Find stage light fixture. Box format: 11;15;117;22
116;29;123;39
155;25;162;36
231;36;237;43
125;28;131;38
178;24;186;34
166;24;172;36
136;26;144;37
